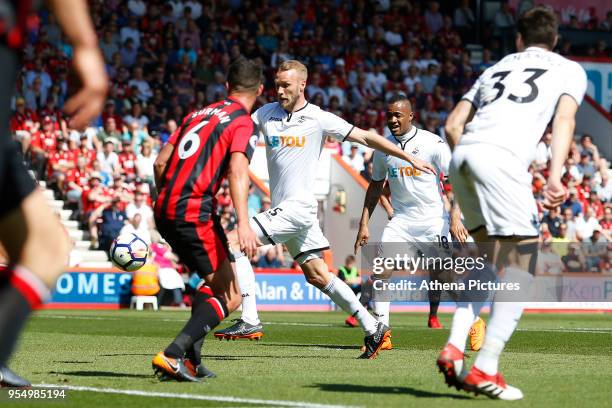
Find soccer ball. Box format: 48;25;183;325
110;233;149;271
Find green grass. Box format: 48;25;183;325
5;310;612;407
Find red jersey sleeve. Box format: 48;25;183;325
229;116;256;162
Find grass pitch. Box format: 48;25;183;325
5;310;612;407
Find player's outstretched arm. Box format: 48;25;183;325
444;100;475;151
47;0;108;129
544;94;579;209
227;152;260;258
354;179;385;254
153;142;175;189
346;127;436;175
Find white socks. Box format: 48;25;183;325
322;275;378;335
474;266;532;375
474;301;524;375
448;301;483;353
233;251;260;325
372;301;390;326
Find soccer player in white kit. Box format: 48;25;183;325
353;93;486;350
437;7;587;400
217;60;436;359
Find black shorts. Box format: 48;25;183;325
0;46;36;218
155;216;229;278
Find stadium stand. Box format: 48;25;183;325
9;0;612;273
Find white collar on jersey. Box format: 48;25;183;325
392;125;417;144
525;46;550;53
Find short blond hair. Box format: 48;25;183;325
277;60;308;80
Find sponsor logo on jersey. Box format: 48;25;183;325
388;166;422;178
269;117;283;122
266;135;306;148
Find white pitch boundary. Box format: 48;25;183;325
38;315;612;333
35;383;360;408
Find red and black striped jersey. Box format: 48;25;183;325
155;97;257;223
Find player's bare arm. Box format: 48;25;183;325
227;152;260;258
544;94;579;209
354;179;385;254
346;127;436;175
153;142;175;189
449;198;468;244
381;181;394;220
444;100;476;151
47;0;108;129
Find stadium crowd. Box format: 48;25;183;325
8;0;612;292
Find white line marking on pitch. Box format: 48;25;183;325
36;384;360;408
39;315;612;333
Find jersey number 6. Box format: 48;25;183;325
178;120;209;159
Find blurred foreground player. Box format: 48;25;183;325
0;0;107;386
354;93;485;351
439;7;586;400
151;59;262;382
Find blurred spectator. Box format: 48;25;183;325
120;213;151;244
151;235;186;308
126;190;154;229
562;244;586;272
538;241;565;274
425;1;444;33
561;207;579;241
575;207;601;240
338;255;361;294
98;117;122;146
136;140;157;184
128;67;153;103
97;140;120;176
99;197;128;253
343;143;365;173
256;246;283;268
543;207;562;237
454;0;476;40
585;228;607;271
562;189;583;217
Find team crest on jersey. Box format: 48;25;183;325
411;147;419;155
297;115;306;124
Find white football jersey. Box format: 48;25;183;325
252;102;353;206
371;126;451;223
460;46;587;168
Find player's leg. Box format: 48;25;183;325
214;199;309;340
446;145;536;399
462;236;536;400
289;223;389;360
153;218;234;381
438;147;490;387
0;145;71;367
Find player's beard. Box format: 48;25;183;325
278;87;299;111
279;94;297;111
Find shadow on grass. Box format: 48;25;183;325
310;383;472;400
49;371;152;379
99;353;152;357
257;343;361;350
201;354;345;360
